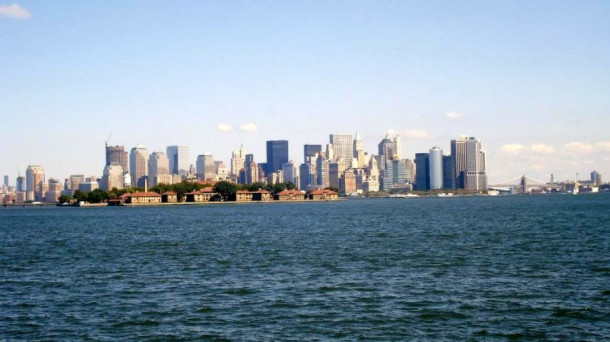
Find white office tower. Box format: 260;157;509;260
231;145;246;177
149;152;170;187
130;144;149;188
102;163;125;190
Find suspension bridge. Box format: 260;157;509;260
489;175;562;193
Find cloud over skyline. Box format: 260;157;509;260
240;123;257;132
502;144;524;154
217;123;233;132
445;112;464;120
531;143;555;154
0;3;31;19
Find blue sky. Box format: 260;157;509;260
1;1;609;184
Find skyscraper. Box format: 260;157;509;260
442;155;455;189
316;154;329;188
429;146;443;190
3;175;8;187
282;161;298;185
101;163;124;190
299;163;316;190
451;136;487;191
166;145;190;176
26;165;45;201
149;152;170;186
414;153;430;191
393;135;402;160
329;134;353;167
196;153;215;181
304;144;322;164
231;145;247;176
105;145;129;174
266;140;289;175
130;144;149;187
377;134;395;172
353;132;365;168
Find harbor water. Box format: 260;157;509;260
1;194;609;340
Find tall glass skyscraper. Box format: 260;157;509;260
266;140;289;175
166;145;190;176
329;134;353;166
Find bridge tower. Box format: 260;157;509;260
520;175;528;194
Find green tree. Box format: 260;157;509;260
213;181;237;201
285;181;297;190
248;182;266;191
86;189;108;203
73;190;87;202
58;194;71;204
270;183;286;195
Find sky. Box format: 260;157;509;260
1;1;609;185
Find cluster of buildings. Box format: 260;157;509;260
1;133;606;204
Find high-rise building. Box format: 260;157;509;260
196;153;215;181
382;159;410;190
451;136;487;191
591;171;602;186
149;152;170;186
130;144;149;187
353;132;365;168
329;134;353;167
266;140;289;175
101;163;124;190
316;154;329;188
442;155;455;189
393;135;402;160
26;165;45;202
16;176;25;192
378;134;395;172
304;144;322;164
166;145;190;176
282;161;298;185
246;161;258;185
105;145;129;174
231;145;247;177
299;163;316;190
429;146;443;190
70;175;85;191
329;161;341;189
3;175;8;187
414;153;430;191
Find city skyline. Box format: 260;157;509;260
1;2;609;182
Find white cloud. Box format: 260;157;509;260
0;3;31;19
531;143;555;153
445;112;464;120
405;129;433;140
502;144;524;154
563;142;594;154
240;123;257;132
217;123;233;132
596;141;610;151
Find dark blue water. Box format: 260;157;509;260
1;195;609;340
